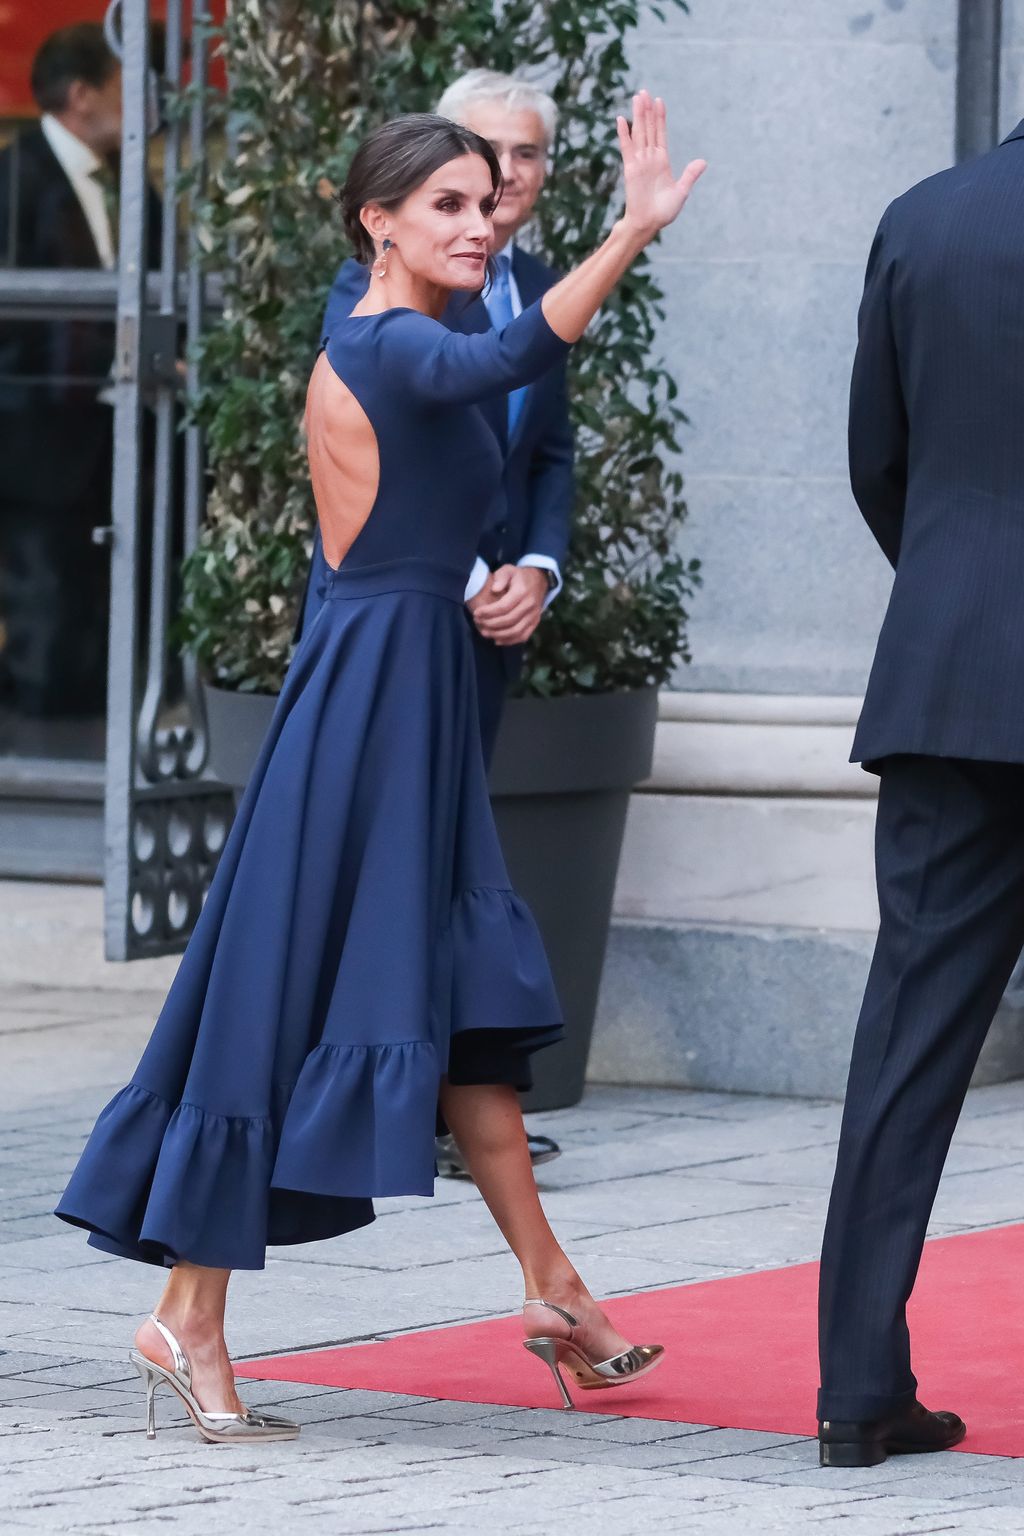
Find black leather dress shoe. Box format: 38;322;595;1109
819;1400;966;1467
435;1132;561;1180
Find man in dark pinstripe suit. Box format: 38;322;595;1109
816;122;1024;1468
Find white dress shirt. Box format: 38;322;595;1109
40;114;116;270
465;242;563;611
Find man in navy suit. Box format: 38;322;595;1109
299;71;574;1174
815;124;1024;1467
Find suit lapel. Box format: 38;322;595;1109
506;248;546;450
34;131;104;268
512;248;546;308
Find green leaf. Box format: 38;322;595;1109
178;0;698;698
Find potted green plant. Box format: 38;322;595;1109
181;0;699;1108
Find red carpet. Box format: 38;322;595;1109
238;1224;1024;1457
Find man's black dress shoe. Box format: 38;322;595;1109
435;1132;561;1180
819;1400;966;1467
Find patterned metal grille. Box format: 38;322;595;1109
104;0;232;959
127;784;232;953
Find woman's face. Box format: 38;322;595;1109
368;153;499;291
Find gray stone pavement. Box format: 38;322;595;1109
4;887;1024;1532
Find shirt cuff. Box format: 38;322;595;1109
518;553;562;609
464;556;491;603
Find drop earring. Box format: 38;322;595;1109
371;237;392;280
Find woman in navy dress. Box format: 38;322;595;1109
57;93;705;1441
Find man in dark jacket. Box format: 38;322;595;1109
298;71;575;1176
816;124;1024;1467
0;24;129;715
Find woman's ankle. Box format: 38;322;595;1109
153;1265;231;1335
144;1301;227;1350
522;1265;586;1309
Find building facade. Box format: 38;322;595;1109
593;0;1024;1094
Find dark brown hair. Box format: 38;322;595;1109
31;24;118;114
341;114;502;265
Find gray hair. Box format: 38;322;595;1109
436;69;558;149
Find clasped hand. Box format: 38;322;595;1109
468;565;550;646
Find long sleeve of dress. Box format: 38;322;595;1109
373;299;571;406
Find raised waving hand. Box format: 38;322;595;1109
539;90;706;344
617;89;706;239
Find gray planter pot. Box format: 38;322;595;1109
489;688;658;1112
203;682;277;794
203;680;659;1112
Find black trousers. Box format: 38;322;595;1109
818;754;1024;1421
0;484;110;717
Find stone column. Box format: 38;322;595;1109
592;0;1024;1095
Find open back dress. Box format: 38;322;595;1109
56;298;569;1270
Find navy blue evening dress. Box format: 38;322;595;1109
56;299;568;1270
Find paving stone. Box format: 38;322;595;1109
14;1362;138;1390
8;1385;143;1417
0;1233;117;1271
5;890;1024;1533
0;1351;90;1376
380;1397;512;1424
475;1407;715;1442
0;1378;77;1404
567;1200;827;1272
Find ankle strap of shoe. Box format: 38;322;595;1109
149;1314;191;1384
523;1298;578;1330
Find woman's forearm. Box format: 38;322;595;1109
540;218;651;343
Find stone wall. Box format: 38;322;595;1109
637;0;958;697
593;1;1024;1096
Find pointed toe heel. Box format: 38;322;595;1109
130;1315;300;1445
521;1298;665;1413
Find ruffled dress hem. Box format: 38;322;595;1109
55;887;562;1270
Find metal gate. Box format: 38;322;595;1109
0;0;1008;958
102;0;232;959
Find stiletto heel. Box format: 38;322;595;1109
133;1356;159;1439
521;1298;664;1412
129;1315;300;1445
523;1337;575;1410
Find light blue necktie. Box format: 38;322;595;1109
486;251;528;440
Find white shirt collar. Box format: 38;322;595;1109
39;113;116;269
40;114;103;182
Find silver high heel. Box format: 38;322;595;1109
522;1298;664;1411
129;1314;300;1444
